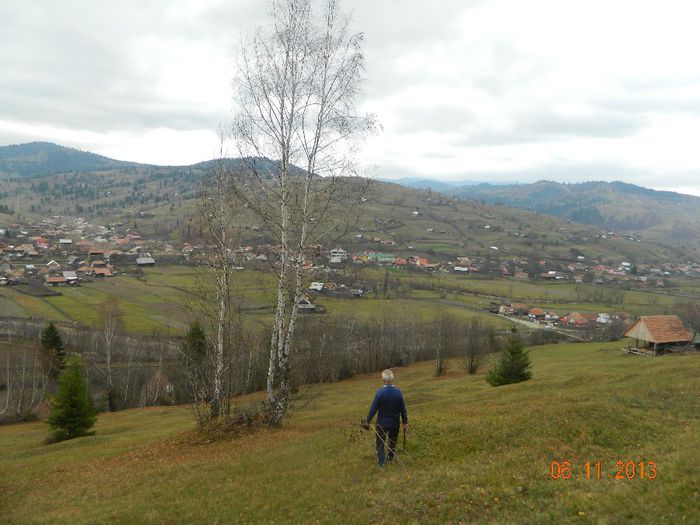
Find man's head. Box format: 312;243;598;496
382;369;394;384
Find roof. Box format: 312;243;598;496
623;315;692;344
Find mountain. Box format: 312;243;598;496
450;180;700;249
0;142;144;178
381;177;520;192
0;142;698;263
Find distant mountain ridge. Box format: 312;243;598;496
380;177;521;192
449;180;700;244
0;142;144;178
0;142;311;180
2;141;700;253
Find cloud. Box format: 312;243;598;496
1;0;700;195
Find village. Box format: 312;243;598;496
2;216;700;351
3;215;700;288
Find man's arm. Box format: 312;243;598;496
366;391;380;423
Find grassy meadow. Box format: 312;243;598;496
0;265;692;336
1;341;698;524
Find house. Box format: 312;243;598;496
45;275;67;286
367;253;396;264
329;248;347;263
597;313;612;325
545;311;559;321
308;282;324;292
62;271;78;284
622;315;692;354
453;266;470;273
136;256;156;267
499;304;514;315
528;308;546;320
46;260;61;271
296;295;317;312
59;238;73;246
93;267;113;277
561;312;597;328
511;303;530;316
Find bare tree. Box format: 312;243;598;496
433;312;457;377
197;154;243;419
231;0;375;425
94;296;124;411
4;347;49;421
1;329;13;418
462;319;492;375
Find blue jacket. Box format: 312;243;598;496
366;384;408;428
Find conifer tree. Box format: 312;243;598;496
47;355;97;442
40;322;65;377
486;329;532;386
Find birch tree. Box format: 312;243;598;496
232;0;374;425
186;152;242;421
94;296;123;412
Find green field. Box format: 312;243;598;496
0;265;695;335
1;342;698;523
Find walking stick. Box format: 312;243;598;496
368;423;407;470
403;426;406;452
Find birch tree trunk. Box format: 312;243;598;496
195;152;241;420
231;0;374;426
95;296;123;412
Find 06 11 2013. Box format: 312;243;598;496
549;460;657;480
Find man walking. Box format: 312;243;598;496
363;369;409;467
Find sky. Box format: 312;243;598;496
2;0;700;195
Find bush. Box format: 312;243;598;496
47;355;97;443
527;329;566;346
486;330;532;386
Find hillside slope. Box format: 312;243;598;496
1;342;698;524
0;142;695;264
0;142;143;178
451;180;700;250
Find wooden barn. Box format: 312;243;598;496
623;315;692;355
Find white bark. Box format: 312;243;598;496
232;0;374;425
95;297;123;411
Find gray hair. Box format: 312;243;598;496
382;369;394;382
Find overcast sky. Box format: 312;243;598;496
2;0;700;195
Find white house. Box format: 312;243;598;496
136;256;156;266
329;248;347;263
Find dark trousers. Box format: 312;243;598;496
375;424;399;466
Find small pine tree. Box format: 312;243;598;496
181;321;207;361
40;322;65;377
486;329;532;386
47;355;97;443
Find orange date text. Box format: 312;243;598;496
549;460;657;480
